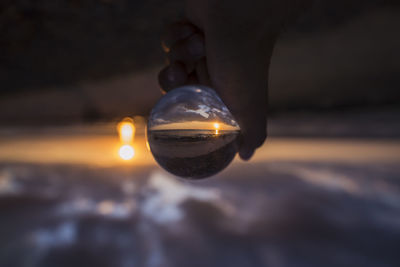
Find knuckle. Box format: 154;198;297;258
169;33;205;63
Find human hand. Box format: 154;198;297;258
158;1;299;160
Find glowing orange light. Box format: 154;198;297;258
117;117;135;143
119;145;135;160
117;117;136;161
214;122;220;135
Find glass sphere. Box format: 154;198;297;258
147;85;240;179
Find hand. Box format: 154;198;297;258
158;1;307;160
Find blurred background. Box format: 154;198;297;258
0;1;400;267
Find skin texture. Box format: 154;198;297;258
159;0;312;160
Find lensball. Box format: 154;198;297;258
147;85;240;179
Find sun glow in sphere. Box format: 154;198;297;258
119;145;135;160
147;85;240;179
214;122;220;135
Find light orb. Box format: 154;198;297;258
119;145;135;160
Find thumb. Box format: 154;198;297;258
203;24;276;160
237;110;267;160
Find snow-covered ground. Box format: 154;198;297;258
1;161;400;267
0;111;399;267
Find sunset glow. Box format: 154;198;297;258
214;122;220;135
150;121;239;131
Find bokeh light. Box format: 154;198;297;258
117;117;136;161
119;145;135;160
118;117;135;143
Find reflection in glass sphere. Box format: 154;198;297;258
147;85;240;179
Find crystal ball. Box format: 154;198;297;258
147;85;240;179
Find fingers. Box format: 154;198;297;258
160;21;269;161
159;21;207;92
160;20;272;160
168;33;205;71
